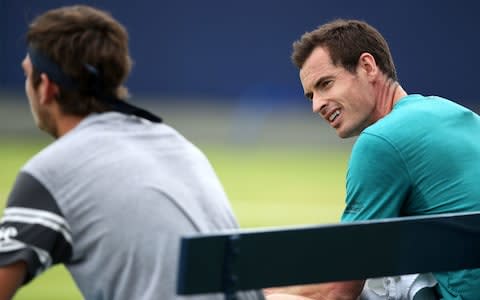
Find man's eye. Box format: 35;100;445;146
322;80;332;88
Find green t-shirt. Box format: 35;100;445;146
342;94;480;299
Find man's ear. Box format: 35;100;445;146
358;52;379;80
38;73;59;105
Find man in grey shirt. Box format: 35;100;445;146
0;5;263;300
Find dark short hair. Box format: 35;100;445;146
291;19;397;81
27;5;132;116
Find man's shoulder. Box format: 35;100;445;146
24;113;200;183
23;139;69;171
363;94;464;140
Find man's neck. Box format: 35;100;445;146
52;113;85;139
372;77;408;122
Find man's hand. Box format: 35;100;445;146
0;261;27;300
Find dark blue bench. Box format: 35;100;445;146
177;211;480;299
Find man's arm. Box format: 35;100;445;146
0;172;73;298
264;280;365;300
0;261;27;300
265;294;315;300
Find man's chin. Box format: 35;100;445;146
336;129;357;139
336;129;349;139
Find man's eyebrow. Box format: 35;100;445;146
314;75;333;89
304;75;334;100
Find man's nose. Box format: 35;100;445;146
312;95;327;114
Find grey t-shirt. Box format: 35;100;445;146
0;112;263;300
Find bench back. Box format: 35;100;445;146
177;212;480;297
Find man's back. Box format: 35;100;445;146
15;112;262;299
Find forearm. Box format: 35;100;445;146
0;261;27;300
264;280;365;300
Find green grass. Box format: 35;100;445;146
203;146;348;227
1;138;349;299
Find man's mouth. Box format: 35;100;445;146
329;109;341;123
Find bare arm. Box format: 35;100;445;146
264;280;365;300
0;261;27;300
265;294;316;300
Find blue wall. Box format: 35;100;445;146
1;0;479;106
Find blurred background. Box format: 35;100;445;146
2;0;479;169
1;1;480;298
2;0;480;142
3;0;480;104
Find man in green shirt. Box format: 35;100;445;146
266;19;480;300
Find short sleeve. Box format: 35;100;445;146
0;171;72;283
341;133;412;222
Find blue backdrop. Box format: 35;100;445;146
1;0;479;106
